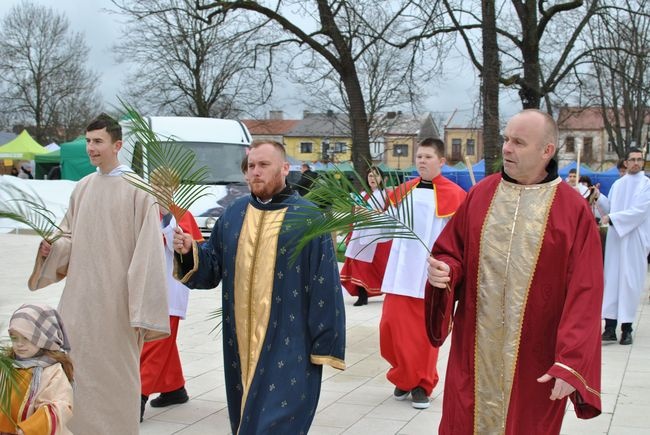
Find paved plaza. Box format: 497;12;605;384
2;233;650;434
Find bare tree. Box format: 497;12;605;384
578;0;650;158
185;0;449;175
481;0;500;174
0;1;100;143
440;0;610;113
112;0;274;118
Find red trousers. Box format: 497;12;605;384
380;293;439;395
140;316;185;395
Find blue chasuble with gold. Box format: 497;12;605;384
177;191;346;434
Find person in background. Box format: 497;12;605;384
601;148;650;345
1;304;73;435
10;166;19;176
426;109;602;434
140;171;204;422
18;164;33;179
578;175;610;223
361;138;466;409
294;163;318;196
340;166;391;306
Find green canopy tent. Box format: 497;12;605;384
34;149;61;179
59;136;94;181
0;130;47;160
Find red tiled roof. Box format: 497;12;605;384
557;106;650;130
557;107;605;130
241;119;300;135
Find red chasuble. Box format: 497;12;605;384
426;174;602;435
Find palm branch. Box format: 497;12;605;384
0;184;63;243
0;346;18;424
286;166;430;263
118;99;212;224
206;307;223;334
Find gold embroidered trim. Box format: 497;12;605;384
310;355;346;371
553;362;601;397
175;240;200;284
235;205;286;421
473;179;559;435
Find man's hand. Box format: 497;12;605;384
39;240;51;258
601;214;610;225
173;227;192;255
427;256;450;288
536;374;576;400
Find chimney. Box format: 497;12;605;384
269;110;284;120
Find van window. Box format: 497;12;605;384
172;142;248;184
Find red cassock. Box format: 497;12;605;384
141;210;203;396
426;174;602;435
340;191;392;298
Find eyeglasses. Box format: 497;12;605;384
627;158;645;162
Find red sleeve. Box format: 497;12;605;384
425;191;470;347
546;198;603;418
177;210;204;242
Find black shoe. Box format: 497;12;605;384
620;331;633;345
149;387;189;408
410;386;430;409
353;288;368;306
140;395;148;422
393;386;410;401
602;328;617;342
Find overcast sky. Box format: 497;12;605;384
0;0;520;124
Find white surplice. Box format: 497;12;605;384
381;187;450;299
603;172;650;322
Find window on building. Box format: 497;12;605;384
451;138;462;161
608;140;616;153
334;141;348;153
466;139;475;156
565;136;575;153
583;137;593;162
300;142;313;153
393;144;409;157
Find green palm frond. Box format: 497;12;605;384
286;166;429;263
118;99;212;223
206;308;223;334
0;184;63;243
0;346;18;423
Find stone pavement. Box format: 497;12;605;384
2;233;650;434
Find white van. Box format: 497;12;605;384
119;116;251;236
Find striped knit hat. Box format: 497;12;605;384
8;304;70;352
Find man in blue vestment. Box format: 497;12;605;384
173;139;346;434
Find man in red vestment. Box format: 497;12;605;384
426;109;603;434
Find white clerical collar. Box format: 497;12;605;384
97;164;132;176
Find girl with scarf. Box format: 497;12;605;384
0;304;73;435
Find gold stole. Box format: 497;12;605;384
233;204;286;424
474;178;559;434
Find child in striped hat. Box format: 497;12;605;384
1;304;73;435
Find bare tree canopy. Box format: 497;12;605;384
441;0;609;112
187;0;449;175
575;0;650;158
0;1;100;143
111;0;274;118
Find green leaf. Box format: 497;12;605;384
118;99;213;223
285;166;429;263
206;308;223;334
0;184;64;243
0;347;18;424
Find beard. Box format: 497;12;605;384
250;175;284;200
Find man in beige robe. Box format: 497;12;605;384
28;113;170;435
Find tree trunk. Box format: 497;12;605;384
482;0;500;174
